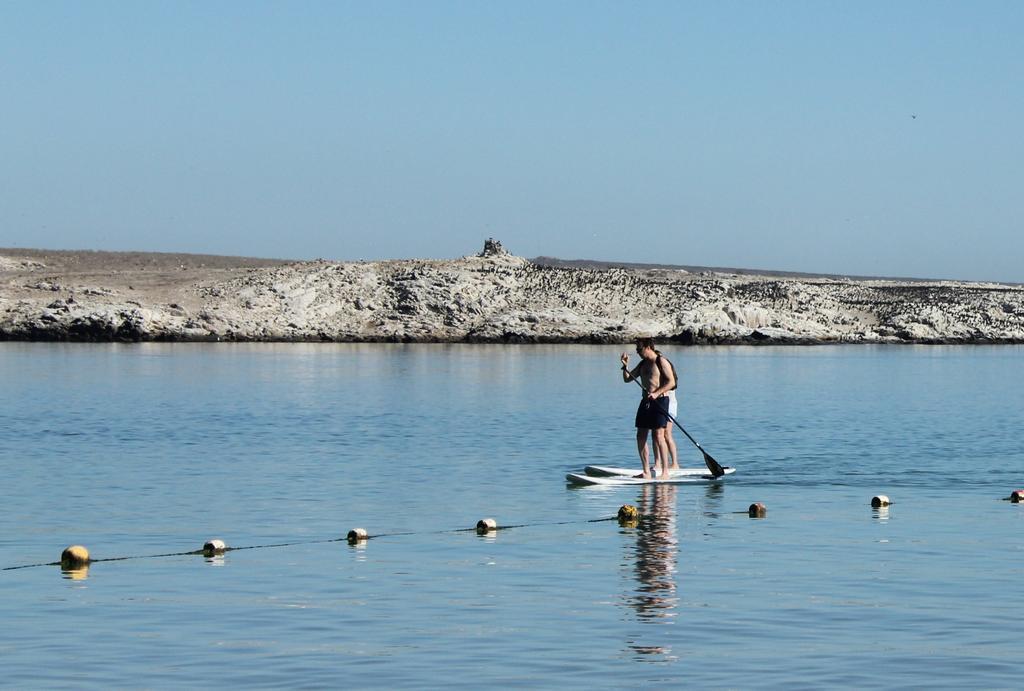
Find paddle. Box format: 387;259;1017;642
629;376;726;477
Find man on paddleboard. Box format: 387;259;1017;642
621;337;676;479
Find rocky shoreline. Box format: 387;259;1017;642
2;244;1023;345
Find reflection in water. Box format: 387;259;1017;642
631;484;679;620
699;481;725;518
348;540;369;563
622;484;679;660
61;565;89;581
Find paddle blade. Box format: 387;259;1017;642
702;450;726;477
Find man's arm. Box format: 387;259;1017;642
654;356;676;395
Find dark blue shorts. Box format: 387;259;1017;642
635;396;670;430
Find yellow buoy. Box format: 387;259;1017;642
476;518;497;534
871;495;890;508
748;502;766;518
203;539;227;556
347;528;368;543
617;504;639;524
61;545;90;568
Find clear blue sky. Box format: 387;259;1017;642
2;2;1022;281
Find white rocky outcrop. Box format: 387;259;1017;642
1;245;1023;344
0;255;46;271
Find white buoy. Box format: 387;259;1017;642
347;528;368;543
203;539;227;556
476;518;497;534
871;495;890;508
1010;490;1024;503
61;545;90;567
748;502;766;518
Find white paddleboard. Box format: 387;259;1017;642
584;465;735;479
567;467;735;486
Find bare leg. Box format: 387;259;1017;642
653;428;670;479
665;425;679;470
635;428;652;479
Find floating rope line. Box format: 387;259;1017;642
2;513;624;572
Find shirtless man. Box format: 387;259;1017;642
621;337;676;479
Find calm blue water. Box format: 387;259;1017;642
2;343;1023;688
